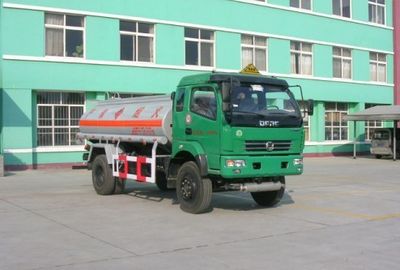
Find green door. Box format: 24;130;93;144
187;86;220;170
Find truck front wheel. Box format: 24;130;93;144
176;161;212;214
251;177;285;207
92;154;115;195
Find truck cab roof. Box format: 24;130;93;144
177;72;289;88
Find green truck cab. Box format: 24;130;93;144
168;67;312;213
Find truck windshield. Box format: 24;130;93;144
228;83;302;128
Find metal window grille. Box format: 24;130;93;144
325;102;348;141
37;92;85;147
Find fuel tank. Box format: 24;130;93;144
77;95;172;145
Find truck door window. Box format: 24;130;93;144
175;88;185;112
190;87;217;120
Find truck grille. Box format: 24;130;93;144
245;140;292;152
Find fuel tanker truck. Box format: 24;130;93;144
78;65;313;214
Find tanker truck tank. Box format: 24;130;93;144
78;95;172;145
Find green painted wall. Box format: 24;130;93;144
2;0;393;52
269;39;291;74
2;8;43;56
0;0;395;166
314;45;332;78
1;89;33;150
86;17;120;61
156;24;184;66
216;31;241;70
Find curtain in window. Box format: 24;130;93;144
343;59;351;79
45;14;63;56
255;49;266;71
378;64;386;82
302;55;312;75
377;6;385;24
333;58;342;78
370;63;377;81
46;29;63;56
242;48;253;68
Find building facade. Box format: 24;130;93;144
0;0;396;169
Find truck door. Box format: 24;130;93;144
187;86;220;170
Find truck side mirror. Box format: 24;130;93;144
307;99;314;116
170;91;176;101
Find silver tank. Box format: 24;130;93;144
78;95;172;145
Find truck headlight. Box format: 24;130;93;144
293;158;303;166
226;160;246;168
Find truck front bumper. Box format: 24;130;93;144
219;155;303;179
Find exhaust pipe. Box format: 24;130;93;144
225;182;284;193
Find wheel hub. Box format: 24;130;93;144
181;178;195;200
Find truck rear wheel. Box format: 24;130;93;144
92;154;115;195
251;177;285;207
176;161;212;214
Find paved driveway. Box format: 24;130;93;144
0;157;399;270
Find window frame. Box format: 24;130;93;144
324;102;349;141
290;0;312;10
290;41;313;76
298;101;311;141
332;47;352;79
369;52;387;83
332;0;352;18
241;35;268;72
184;28;215;67
119;20;155;63
45;13;86;58
36;91;86;148
368;0;386;25
190;87;217;120
364;104;384;141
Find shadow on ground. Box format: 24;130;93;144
122;181;294;213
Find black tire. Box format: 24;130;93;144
155;171;173;191
92;155;115;195
375;155;382;159
176;161;212;214
114;177;126;194
251;177;285;207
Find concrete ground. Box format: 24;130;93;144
0;157;399;270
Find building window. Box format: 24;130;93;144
241;35;267;71
325;102;348;141
120;21;154;62
369;0;385;25
37;92;85;147
185;28;214;67
332;0;351;18
290;0;311;10
298;101;311;141
291;41;313;75
370;52;386;82
333;47;352;79
365;104;384;140
45;13;85;58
